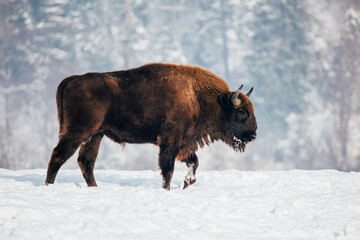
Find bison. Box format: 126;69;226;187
45;63;257;190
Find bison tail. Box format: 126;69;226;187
56;76;75;135
56;83;63;127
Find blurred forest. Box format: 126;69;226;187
0;0;359;171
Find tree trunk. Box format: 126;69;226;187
220;0;229;81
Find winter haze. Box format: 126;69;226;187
0;0;359;171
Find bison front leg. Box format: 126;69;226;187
158;146;178;190
180;153;199;189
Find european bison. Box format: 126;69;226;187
45;63;257;190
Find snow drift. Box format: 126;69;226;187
0;168;359;239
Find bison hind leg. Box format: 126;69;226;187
179;153;199;190
77;133;104;187
45;136;82;185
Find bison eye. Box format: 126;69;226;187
236;109;248;122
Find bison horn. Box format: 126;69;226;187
246;87;253;97
231;85;243;108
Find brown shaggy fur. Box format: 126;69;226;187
45;63;257;190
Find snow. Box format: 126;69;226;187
1;168;360;239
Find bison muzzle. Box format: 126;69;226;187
45;63;257;190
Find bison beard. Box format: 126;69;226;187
45;63;257;190
232;136;247;152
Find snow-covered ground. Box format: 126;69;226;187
0;168;359;240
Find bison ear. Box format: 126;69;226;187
218;92;232;110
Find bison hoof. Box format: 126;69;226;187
180;178;196;190
180;179;190;190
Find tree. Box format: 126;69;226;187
241;0;313;167
312;3;360;170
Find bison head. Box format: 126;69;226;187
218;85;257;152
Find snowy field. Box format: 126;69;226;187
1;168;360;240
